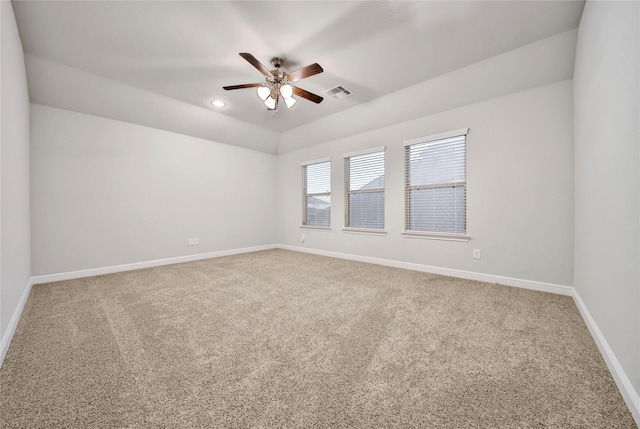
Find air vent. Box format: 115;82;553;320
324;85;353;100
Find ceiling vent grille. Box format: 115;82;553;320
325;85;352;100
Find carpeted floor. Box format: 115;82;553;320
0;249;636;428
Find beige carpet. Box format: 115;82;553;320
1;249;636;428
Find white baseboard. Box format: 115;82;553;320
277;244;573;296
31;244;277;285
572;289;640;425
278;244;639;423
2;245;275;368
0;278;34;368
6;243;639;424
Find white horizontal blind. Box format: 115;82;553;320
344;150;385;230
302;160;331;227
405;134;466;234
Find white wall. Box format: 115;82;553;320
1;0;31;355
574;0;640;396
277;80;574;286
30;104;277;276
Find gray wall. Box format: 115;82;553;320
277;80;574;286
573;1;640;394
1;1;31;346
30;105;277;276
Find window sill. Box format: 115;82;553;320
342;228;387;236
402;231;470;242
300;225;332;231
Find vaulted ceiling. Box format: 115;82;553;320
12;1;585;153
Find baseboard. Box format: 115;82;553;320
10;243;640;424
31;244;278;285
277;244;573;296
0;278;34;368
2;245;276;368
278;244;639;423
572;289;640;425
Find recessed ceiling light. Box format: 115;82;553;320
211;100;225;107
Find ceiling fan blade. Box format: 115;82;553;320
239;53;273;77
293;86;324;104
287;63;323;83
223;83;263;90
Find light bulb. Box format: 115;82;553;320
264;96;276;109
280;84;293;99
257;86;271;101
284;97;297;109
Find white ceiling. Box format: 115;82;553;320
13;1;584;137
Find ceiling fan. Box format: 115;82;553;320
223;53;324;112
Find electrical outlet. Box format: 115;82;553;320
188;238;194;246
301;234;305;243
194;237;199;245
473;249;481;259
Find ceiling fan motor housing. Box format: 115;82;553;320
270;58;287;81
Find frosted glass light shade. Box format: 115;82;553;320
257;86;271;101
264;96;277;109
284;97;297;108
280;84;293;99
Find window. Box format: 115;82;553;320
344;148;385;233
302;159;331;228
404;129;468;240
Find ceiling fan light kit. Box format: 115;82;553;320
264;96;277;110
284;97;297;109
280;84;293;99
223;53;324;115
256;86;271;101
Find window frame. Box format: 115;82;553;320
301;157;332;230
343;146;387;235
403;129;470;242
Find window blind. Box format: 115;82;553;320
405;134;466;234
344;149;385;230
302;160;331;227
